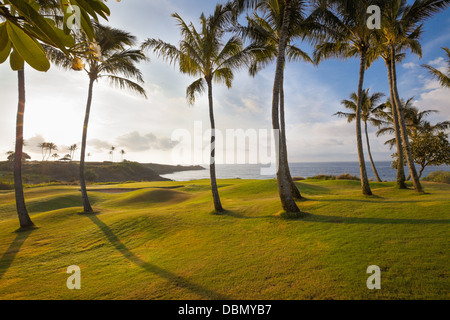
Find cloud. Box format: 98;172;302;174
87;139;113;152
23;134;46;154
428;56;445;68
402;62;417;69
115;131;178;152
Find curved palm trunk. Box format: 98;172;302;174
386;61;407;189
15;68;34;228
79;77;95;213
390;46;423;193
356;50;372;195
206;78;224;213
272;0;301;215
364;121;382;182
280;71;302;200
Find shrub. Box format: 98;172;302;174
307;175;336;180
85;169;98;182
336;173;360;181
292;177;305;181
422;170;450;184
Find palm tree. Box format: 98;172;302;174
335;89;385;182
46;23;147;213
38;142;49;161
376;0;450;192
110;146;115;162
45;142;58;161
422;47;450;88
68;144;78;161
236;0;317;201
52;153;59;161
230;0;305;214
314;0;378;196
142;4;255;213
14;68;34;228
120;149;126;162
376;97;450;159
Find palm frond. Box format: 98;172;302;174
104;75;147;98
186;77;206;105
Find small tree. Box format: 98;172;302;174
410;131;450;178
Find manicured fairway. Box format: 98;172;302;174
0;179;448;299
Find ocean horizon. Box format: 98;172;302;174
161;161;450;182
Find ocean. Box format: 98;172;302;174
161;162;450;182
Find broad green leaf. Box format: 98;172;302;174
6;22;50;72
71;0;95;40
88;0;111;20
8;0;70;54
0;23;9;52
75;0;99;23
10;48;24;71
0;41;12;64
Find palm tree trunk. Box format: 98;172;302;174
206;77;224;213
390;46;423;193
15;68;34;228
279;70;302;200
364;121;382;182
356;50;372;195
272;0;301;215
79;77;95;213
386;60;406;189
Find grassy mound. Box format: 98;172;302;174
0;179;448;300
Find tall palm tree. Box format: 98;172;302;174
45;142;58;161
120;149;126;162
38;142;49;161
14;68;34;228
377;0;450;192
422;47;450;88
231;0;304;214
46;23;147;213
371;44;408;188
314;0;379;196
376;97;449;150
236;0;317;201
142;4;255;213
335;89;384;182
110;146;115;162
68;144;78;161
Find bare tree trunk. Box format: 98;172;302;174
206;77;224;213
418;165;426;179
364;121;382;182
280;71;302;200
80;77;95;213
15;68;34;228
272;0;302;215
356;50;372;195
386;61;407;189
390;46;423;193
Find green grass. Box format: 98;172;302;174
0;179;448;300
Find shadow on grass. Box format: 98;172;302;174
304;214;450;225
0;228;35;280
315;198;439;204
87;214;230;300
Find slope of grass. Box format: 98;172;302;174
0;179;448;300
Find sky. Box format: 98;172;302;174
0;0;449;165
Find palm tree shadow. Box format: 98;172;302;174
305;214;450;225
87;215;230;300
0;229;34;280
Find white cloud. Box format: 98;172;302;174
403;62;417;69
